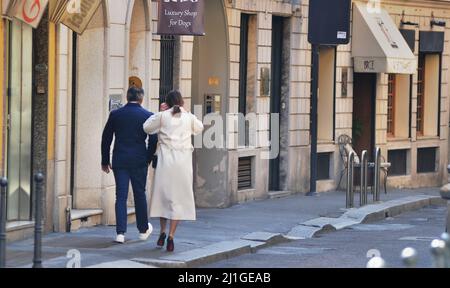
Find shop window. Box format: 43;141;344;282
239;13;257;147
388;149;408;176
417;147;437;173
317;153;332;180
388;74;410;138
159;35;175;103
417;53;440;137
239;14;257;115
417;54;425;135
238;157;253;190
318;47;336;141
387;74;395;136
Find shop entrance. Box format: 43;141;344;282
352;73;376;159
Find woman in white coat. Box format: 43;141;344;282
143;90;204;252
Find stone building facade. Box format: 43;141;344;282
305;0;450;193
2;0;450;240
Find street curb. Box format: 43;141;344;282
133;195;444;268
287;195;443;240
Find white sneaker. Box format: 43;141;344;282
115;234;125;244
139;223;153;241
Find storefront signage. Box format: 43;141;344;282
354;57;416;74
60;0;101;35
6;0;49;28
157;0;205;36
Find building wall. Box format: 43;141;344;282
300;0;450;191
44;0;450;233
225;0;307;199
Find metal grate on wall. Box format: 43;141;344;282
159;35;175;104
238;157;253;190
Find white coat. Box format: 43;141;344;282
143;108;204;220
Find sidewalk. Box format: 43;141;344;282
4;188;445;268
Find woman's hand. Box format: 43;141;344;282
160;102;169;111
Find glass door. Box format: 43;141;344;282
6;20;33;221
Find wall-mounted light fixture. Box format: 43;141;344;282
400;11;419;27
431;12;446;27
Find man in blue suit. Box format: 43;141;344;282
101;87;158;243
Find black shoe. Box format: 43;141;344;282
167;237;174;252
157;233;167;247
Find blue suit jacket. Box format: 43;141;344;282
101;103;158;169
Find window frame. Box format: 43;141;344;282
387;74;396;137
416;53;425;136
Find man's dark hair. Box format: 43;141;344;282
127;86;144;102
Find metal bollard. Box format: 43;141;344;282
374;147;381;203
0;178;7;268
401;247;418;268
441;233;450;268
346;152;355;209
430;239;447;268
33;173;45;269
360;151;368;207
366;257;386;268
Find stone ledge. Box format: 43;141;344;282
71;209;103;221
87;260;155;268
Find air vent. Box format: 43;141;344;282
238;157;253;190
417;148;437;173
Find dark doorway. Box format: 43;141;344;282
352;73;376;159
269;16;284;191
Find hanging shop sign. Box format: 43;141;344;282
49;0;101;35
6;0;49;28
157;0;205;36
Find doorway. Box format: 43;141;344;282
6;20;33;221
352;73;376;158
191;0;228;207
269;16;288;192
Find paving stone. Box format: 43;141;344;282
302;217;359;230
87;260;154;268
350;224;415;232
285;225;323;240
159;240;252;266
241;232;283;243
132;258;188;268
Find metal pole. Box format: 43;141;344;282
374;148;381;202
308;44;319;196
360;151;368;207
347;152;355;208
33;173;44;269
441;233;450;268
0;178;7;268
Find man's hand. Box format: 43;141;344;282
102;164;112;174
160;102;169;112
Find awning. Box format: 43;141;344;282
352;3;416;74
